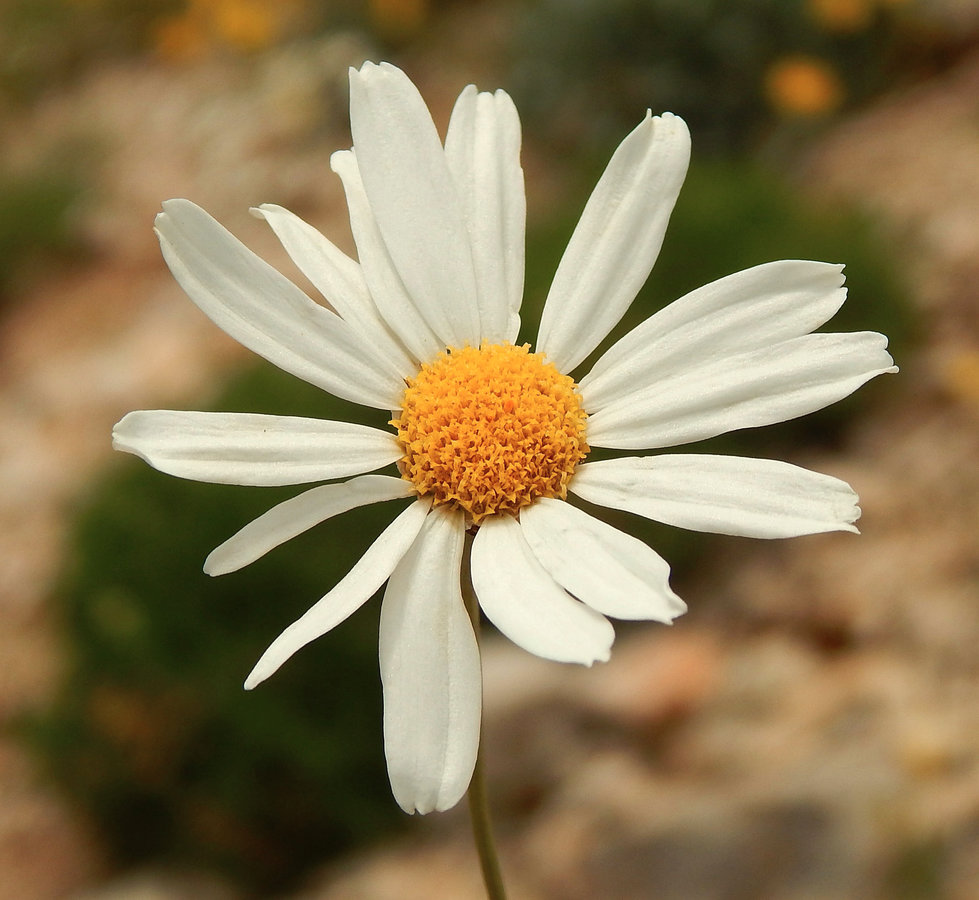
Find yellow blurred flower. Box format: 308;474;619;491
765;56;845;117
211;0;279;52
807;0;874;33
153;12;210;63
152;0;303;61
369;0;431;39
943;350;979;408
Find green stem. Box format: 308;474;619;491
463;534;508;900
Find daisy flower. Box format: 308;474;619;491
113;61;897;815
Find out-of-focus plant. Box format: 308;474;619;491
367;0;432;42
0;0;461;98
508;0;919;154
0;156;87;301
0;0;174;101
0;0;313;96
151;0;309;62
764;54;845;117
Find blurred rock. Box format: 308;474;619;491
0;743;103;900
69;869;238;900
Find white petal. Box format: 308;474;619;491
536;112;691;374
586;331;898;450
205;474;416;575
580;260;848;410
331;149;442;364
572;454;862;538
252;204;416;378
112;410;402;486
244;497;431;690
379;506;480;814
519;498;686;622
444;85;525;344
470;514;613;665
349;62;481;348
155;199;403;409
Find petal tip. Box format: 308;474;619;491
110;414;141;456
202;553;224;577
159;198;194;217
590;646;613;666
329;148;354;174
243;667;266;691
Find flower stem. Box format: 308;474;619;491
463;534;508;900
467;743;507;900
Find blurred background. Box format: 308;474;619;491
0;0;977;897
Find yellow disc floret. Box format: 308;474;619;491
393;343;589;523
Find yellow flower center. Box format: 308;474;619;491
393;343;589;523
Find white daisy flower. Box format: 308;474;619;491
113;61;897;815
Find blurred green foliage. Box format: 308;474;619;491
0;0;178;103
509;0;911;154
0;157;87;301
886;836;946;900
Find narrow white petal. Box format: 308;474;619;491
586;331;898;450
155;199;403;409
445;85;525;344
331;149;442;364
379;506;480;814
205;474;416;576
244;497;431;690
112;410;402;486
252;204;416;378
470;515;613;665
580;260;848;410
349;62;481;348
536;112;691;373
519;498;686;622
572;454;862;538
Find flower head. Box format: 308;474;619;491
113;61;897;814
766;55;845;118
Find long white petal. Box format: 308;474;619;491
379;506;480;814
244;497;431;690
586;332;898;450
112;410;402;486
519;498;686;622
580;260;848;410
349;62;481;348
536;112;690;374
331;149;442;365
205;474;416;575
155;199;403;409
252;204;416;378
470;515;613;665
572;454;862;537
444;85;525;344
